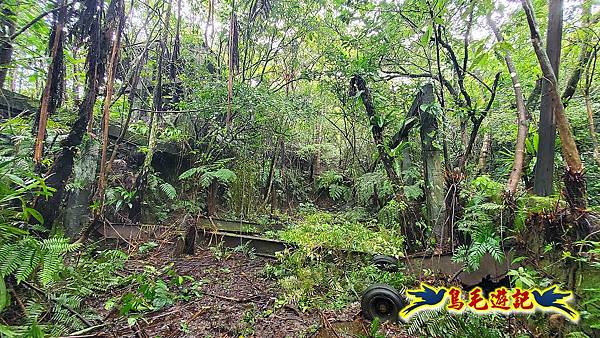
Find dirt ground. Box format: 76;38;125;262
85;237;410;338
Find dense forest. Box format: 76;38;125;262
1;0;599;336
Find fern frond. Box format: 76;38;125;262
40;251;62;286
41;238;80;254
0;244;21;277
159;182;177;200
213;168;236;184
178;167;201;180
15;246;40;283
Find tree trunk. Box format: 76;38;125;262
533;0;563;196
169;0;182;106
34;0;108;229
313;120;323;180
96;0;124;211
33;2;66;166
263;139;278;204
129;0;172;222
477;132;492;174
0;6;15;89
350;75;402;197
488;15;531;196
207;181;217;216
583;47;599;166
182;221;196;255
418;84;446;243
279;136;287;208
226;1;238;130
522;0;586;209
584;93;600;167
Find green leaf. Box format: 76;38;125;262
26;321;44;338
23;207;44;225
178;167;201;180
160;182;177;200
0;324;17;337
511;256;527;264
420;26;432;45
0;278;8;313
127;317;137;327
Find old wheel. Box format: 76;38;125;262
372;254;398;272
361;284;404;322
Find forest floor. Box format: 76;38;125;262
85;235;410;338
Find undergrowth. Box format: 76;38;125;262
279;211;405;257
265;249;410;311
267;211;409;311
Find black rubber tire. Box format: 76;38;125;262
372;254;399;272
361;284;405;323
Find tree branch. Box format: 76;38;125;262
10;1;75;41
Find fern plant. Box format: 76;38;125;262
179;158;237;189
0;237;80;286
452;203;505;271
0;105;130;337
147;173;177;200
452;176;506;271
316;170;349;202
405;309;505;338
0;158;70;290
355;170;394;207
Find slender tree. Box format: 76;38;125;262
522;0;585;209
96;0;125;211
533;0;563;196
226;0;239;130
0;4;14;89
349;74;402;198
488;15;531;196
34;0;112;229
583;48;599;166
33;0;67;167
129;0;172;222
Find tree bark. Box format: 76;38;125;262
533;0;563;196
488;15;531;196
477;132;492;174
583;48;599;166
263;139;278;204
33;1;66;166
584;92;600;167
34;0;108;229
350;75;402;197
418;84;445;243
96;0;124;211
522;0;586;209
0;6;15;89
129;0;172;222
226;1;238;130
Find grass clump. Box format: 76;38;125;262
279;211;404;257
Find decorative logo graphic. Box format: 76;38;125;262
400;283;579;323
